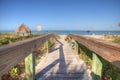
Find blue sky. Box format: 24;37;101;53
0;0;120;31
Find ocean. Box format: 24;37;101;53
33;30;120;35
0;30;120;35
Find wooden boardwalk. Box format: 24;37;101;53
1;33;120;80
35;35;90;80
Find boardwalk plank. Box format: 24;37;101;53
35;35;90;80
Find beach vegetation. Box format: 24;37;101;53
78;43;92;69
0;33;41;46
112;36;120;44
72;40;120;80
0;33;57;80
102;35;120;44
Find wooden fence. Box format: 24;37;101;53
0;33;55;78
67;34;120;80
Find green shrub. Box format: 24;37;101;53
10;67;19;77
113;37;120;44
77;42;120;80
0;38;9;45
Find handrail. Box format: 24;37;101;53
68;34;120;68
0;33;55;76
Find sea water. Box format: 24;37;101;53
0;30;120;35
32;30;120;35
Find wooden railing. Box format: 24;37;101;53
0;33;55;77
68;34;120;68
67;34;120;80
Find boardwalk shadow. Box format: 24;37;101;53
35;39;66;79
35;59;59;79
49;39;63;53
49;47;59;53
35;39;87;80
56;39;67;73
57;45;67;74
56;39;63;46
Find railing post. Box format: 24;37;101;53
68;37;72;46
45;41;49;54
91;53;102;80
75;41;79;54
25;53;35;80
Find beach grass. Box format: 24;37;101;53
0;33;57;80
79;35;120;80
0;33;41;46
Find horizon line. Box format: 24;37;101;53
0;30;120;31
